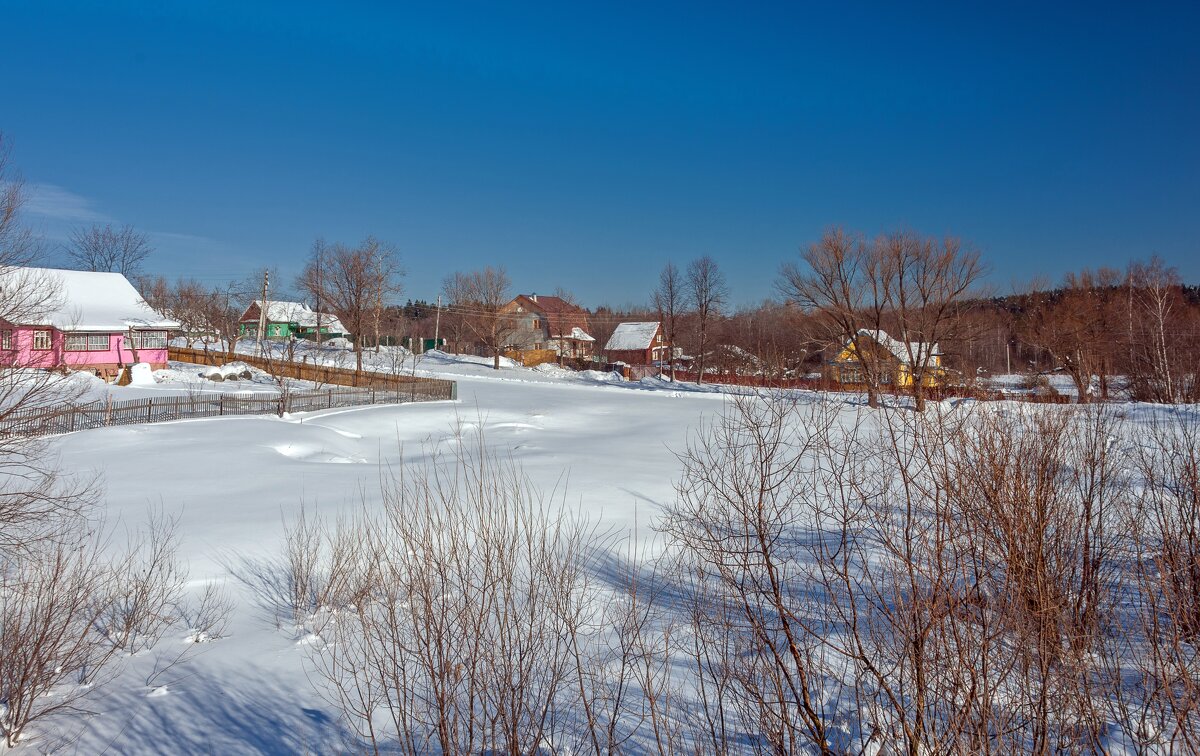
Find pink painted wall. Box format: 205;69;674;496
2;326;169;369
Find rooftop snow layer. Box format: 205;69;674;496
605;322;660;351
550;326;595;342
251;300;347;334
1;267;180;332
855;328;939;364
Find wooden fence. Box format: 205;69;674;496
503;349;559;367
0;385;456;439
168;346;457;397
650;369;1075;403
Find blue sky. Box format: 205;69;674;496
3;1;1197;307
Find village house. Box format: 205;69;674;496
0;267;179;379
238;300;347;341
830;328;944;388
501;293;595;359
603;322;667;366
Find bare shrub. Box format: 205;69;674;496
178;581;235;643
934;406;1125;751
662;394;843;753
0;530;134;747
663;393;1137;753
98;511;187;654
1118;409;1200;750
300;434;671;755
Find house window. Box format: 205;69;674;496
32;330;51;351
532;318;541;329
65;333;111;351
133;331;168;350
1;330;10;350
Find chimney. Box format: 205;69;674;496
531;293;537;302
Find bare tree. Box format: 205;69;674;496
685;256;728;385
0;155;94;559
653;262;683;380
1022;267;1125;402
1126;257;1190;402
66;223;153;277
0;134;42;268
442;266;513;370
779;228;890;407
874;231;986;411
297;237;404;373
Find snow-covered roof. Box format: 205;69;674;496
605;322;660;351
252;300;347;334
550;326;594;342
0;267;179;332
854;329;939;365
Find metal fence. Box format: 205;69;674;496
0;385;456;439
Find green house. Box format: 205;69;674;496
238;300;348;340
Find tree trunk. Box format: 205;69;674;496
913;380;926;413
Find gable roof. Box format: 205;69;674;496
851;329;940;365
507;294;591;337
248;300;347;333
0;267;179;332
605;322;661;351
509;294;585;316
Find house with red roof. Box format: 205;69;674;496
500;293;595;359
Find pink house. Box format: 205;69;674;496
0;267;179;380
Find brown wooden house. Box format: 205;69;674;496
603;321;667;365
501;294;595;359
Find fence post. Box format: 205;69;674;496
147;398;153;422
327;390;332;409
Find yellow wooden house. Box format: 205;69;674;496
831;329;945;388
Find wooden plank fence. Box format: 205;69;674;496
167;346;458;396
0;384;456;439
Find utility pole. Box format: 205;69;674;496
434;294;442;352
314;244;324;346
256;269;270;353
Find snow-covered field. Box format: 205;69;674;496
11;347;1196;753
24;353;753;753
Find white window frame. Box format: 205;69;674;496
65;333;111;352
1;330;11;350
133;331;168;350
32;329;52;351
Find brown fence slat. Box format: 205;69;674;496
167;346;456;399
